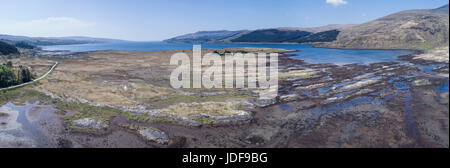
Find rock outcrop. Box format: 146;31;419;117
73;118;108;130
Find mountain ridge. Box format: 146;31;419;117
165;24;353;44
166;4;448;50
324;4;449;50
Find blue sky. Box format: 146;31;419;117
0;0;448;41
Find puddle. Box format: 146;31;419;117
394;82;410;90
403;91;424;147
388;77;401;83
279;104;296;112
415;64;447;75
0;102;54;148
317;87;331;95
293;80;304;84
332;80;354;88
437;81;449;93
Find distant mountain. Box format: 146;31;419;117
165;30;246;43
0;34;125;46
0;41;19;55
324;4;449;50
165;24;353;44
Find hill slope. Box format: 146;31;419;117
288;30;341;43
324;4;449;50
230;29;312;43
166;24;353;44
165;30;246;43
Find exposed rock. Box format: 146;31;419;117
254;97;278;107
414;46;449;63
210;111;252;123
138;128;169;145
296;100;316;110
321;89;375;105
413;79;432;86
321;96;343;105
281;69;319;80
338;77;381;92
280;94;299;102
295;83;327;90
73;118;108;130
354;73;376;80
354;89;376;96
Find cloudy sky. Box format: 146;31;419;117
0;0;447;41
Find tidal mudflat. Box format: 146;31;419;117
0;45;448;148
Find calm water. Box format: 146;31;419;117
41;42;411;65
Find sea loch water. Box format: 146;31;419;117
41;42;411;65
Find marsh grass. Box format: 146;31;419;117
0;87;52;105
193;117;215;125
118;123;158;131
143;94;250;108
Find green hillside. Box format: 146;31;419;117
0;41;19;55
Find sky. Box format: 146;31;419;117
0;0;448;41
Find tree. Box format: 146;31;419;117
6;61;13;68
0;64;34;88
15;41;36;49
0;65;17;87
21;67;33;83
0;41;19;55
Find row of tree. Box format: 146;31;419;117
0;62;34;88
15;41;37;49
0;41;19;55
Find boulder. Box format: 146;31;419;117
254;97;278;107
73;118;108;130
138;128;169;145
412;79;431;86
280;94;299;102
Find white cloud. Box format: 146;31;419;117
326;0;348;6
0;17;94;37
